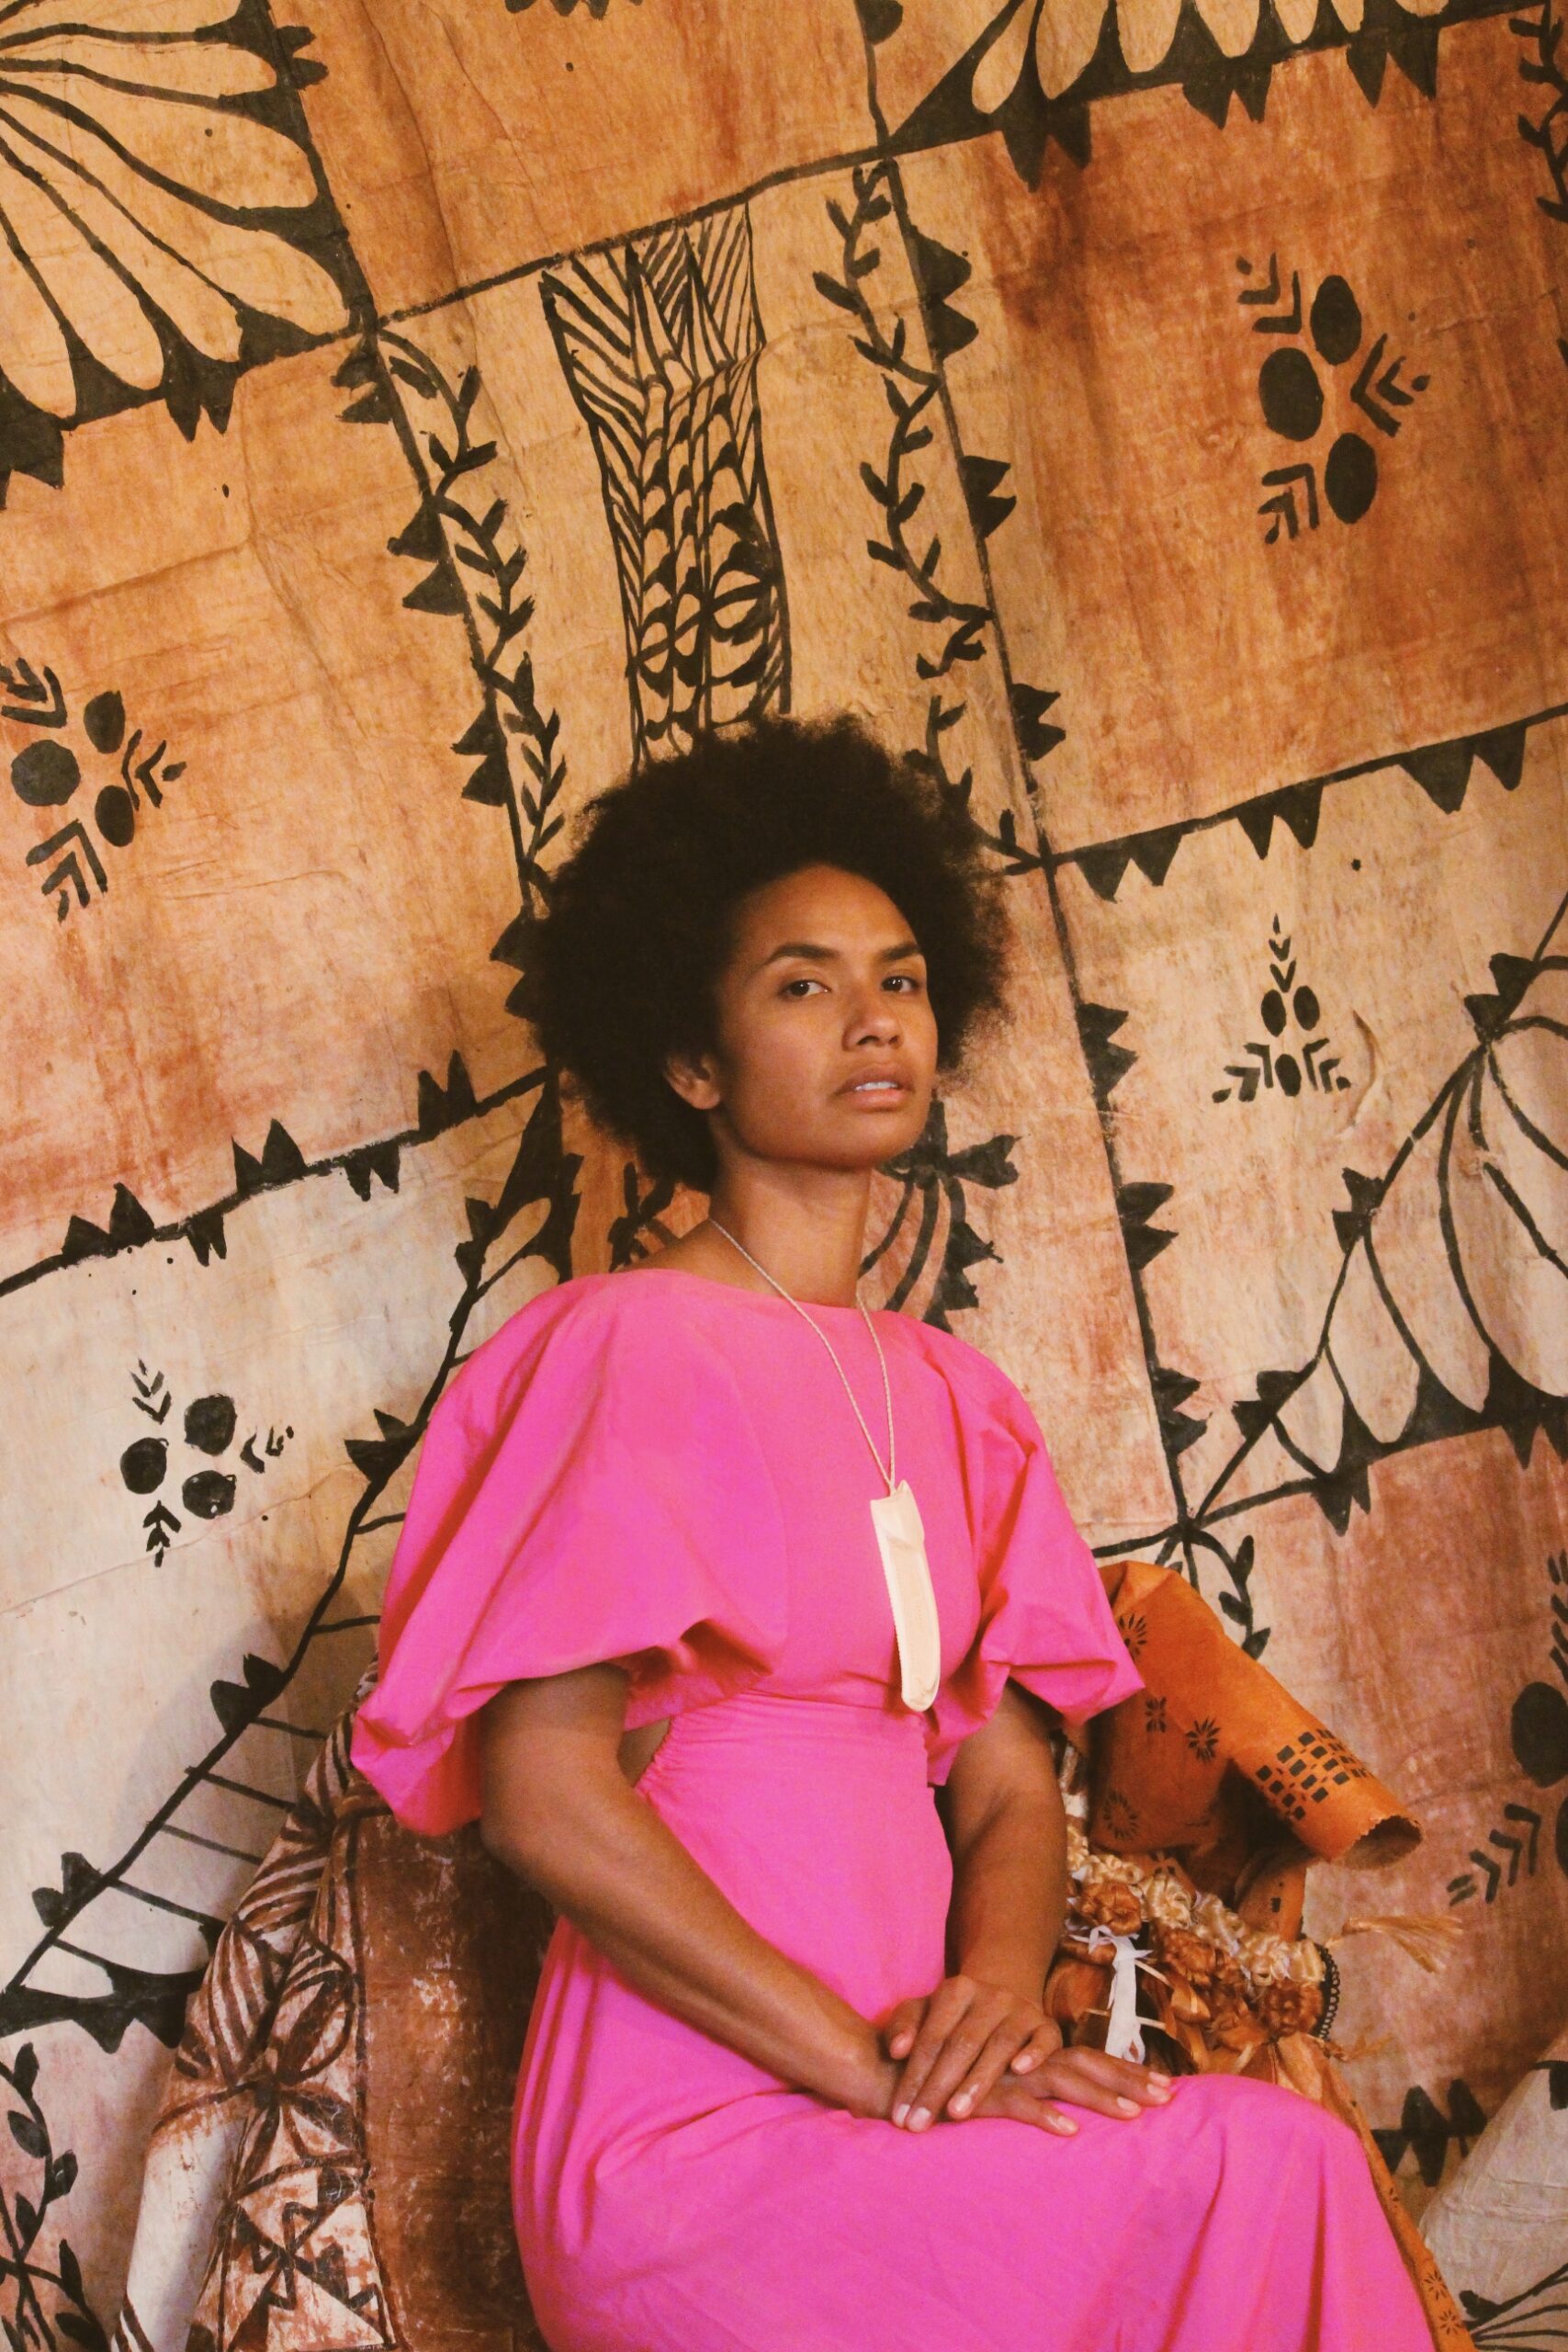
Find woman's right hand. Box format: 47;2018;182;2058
964;2028;1174;2135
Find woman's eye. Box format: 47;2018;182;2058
780;974;923;997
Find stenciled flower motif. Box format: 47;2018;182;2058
0;0;346;433
1118;1610;1149;1659
1185;1715;1222;1764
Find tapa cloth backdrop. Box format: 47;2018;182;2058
1;0;1564;2342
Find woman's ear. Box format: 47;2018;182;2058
661;1046;722;1112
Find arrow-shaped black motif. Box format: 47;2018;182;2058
1302;1038;1348;1091
1350;334;1430;435
1253;268;1303;334
1259;465;1319;541
143;1501;180;1563
1213;1060;1262;1103
121;729;169;809
27;822;107;915
1;659;65;727
1236;254;1281;308
1500;1802;1541;1874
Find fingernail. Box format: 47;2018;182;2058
891;2102;908;2126
1148;2084;1172;2100
1148;2071;1170;2086
1011;2052;1035;2071
949;2092;971;2116
908;2107;931;2132
1049;2113;1077;2134
1117;2097;1139;2115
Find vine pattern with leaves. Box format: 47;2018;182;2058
814;164;1049;884
1516;0;1568;284
373;330;570;921
1;2044;105;2352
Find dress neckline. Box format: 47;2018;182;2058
597;1266;885;1315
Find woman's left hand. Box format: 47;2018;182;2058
880;1974;1060;2131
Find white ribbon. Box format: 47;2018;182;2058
1083;1927;1146;2064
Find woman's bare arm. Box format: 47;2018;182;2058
479;1664;900;2120
942;1678;1067;2002
883;1682;1172;2132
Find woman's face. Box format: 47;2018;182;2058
666;862;939;1173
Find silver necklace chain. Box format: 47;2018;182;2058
707;1218;897;1493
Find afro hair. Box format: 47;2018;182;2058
511;708;1017;1193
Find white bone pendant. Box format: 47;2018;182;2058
869;1477;942;1713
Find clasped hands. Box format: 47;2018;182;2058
877;1972;1174;2137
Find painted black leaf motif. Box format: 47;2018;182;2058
540;207;784;759
1262;952;1568;1479
0;3;347;458
6;2108;47;2159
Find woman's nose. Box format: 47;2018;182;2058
851;996;900;1039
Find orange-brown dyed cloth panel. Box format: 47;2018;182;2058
1;0;1563;2342
903;13;1568;853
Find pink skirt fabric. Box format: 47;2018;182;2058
511;1691;1433;2352
350;1273;1435;2349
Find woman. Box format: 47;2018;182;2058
350;712;1434;2350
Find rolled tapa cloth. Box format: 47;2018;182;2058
1086;1560;1420;1898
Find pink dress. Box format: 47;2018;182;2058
350;1270;1433;2352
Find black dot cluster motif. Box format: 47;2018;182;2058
1450;1555;1568;1905
119;1363;291;1566
1213;914;1352;1103
1238;257;1430;544
4;659;184;920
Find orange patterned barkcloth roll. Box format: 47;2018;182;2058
1043;1559;1470;2348
1089;1560;1420;1888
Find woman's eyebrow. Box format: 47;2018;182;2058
755;937;925;971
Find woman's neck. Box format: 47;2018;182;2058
660;1196;872;1308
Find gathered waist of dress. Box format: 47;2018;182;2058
627;1686;952;2017
644;1686;930;1769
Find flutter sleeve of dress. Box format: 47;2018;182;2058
924;1342;1145;1786
349;1282;789;1835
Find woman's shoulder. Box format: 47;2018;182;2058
894;1311;1047;1440
892;1307;1016;1390
440;1269;692;1420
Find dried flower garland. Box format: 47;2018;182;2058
1049;1815;1462;2075
1057;1818;1333;2048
